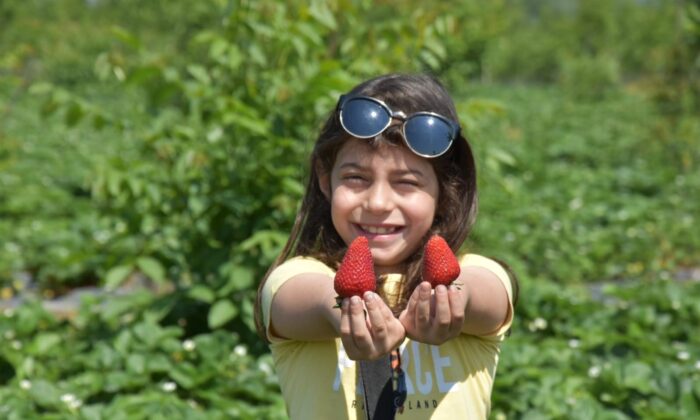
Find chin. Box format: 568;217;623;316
370;253;405;270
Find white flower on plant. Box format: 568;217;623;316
566;396;577;406
162;381;177;392
19;380;31;390
588;365;601;378
568;339;580;349
528;317;548;332
3;308;14;317
258;360;273;376
494;413;507;420
61;393;82;409
61;393;76;404
671;300;681;310
695;360;700;371
11;340;21;350
93;230;110;244
182;339;196;352
677;351;690;361
4;329;15;340
233;344;247;357
569;197;583;211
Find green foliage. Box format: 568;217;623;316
1;0;699;417
0;297;285;418
493;278;700;418
464;86;700;283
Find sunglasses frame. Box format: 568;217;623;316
337;94;460;158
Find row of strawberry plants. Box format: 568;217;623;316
1;275;698;417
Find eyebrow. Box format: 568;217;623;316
338;162;426;178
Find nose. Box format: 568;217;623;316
364;181;394;213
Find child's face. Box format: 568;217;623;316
323;140;439;274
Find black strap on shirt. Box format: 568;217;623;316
359;349;406;420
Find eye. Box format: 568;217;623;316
341;174;367;185
396;178;420;187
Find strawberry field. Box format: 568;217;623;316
1;0;699;418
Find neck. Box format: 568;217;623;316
374;263;406;276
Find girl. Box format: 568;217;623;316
255;73;518;419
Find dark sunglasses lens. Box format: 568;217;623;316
404;115;454;156
341;98;391;137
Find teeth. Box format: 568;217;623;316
362;225;397;234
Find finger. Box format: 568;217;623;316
405;284;420;316
448;284;466;335
364;292;388;342
415;282;432;330
434;285;451;337
349;295;374;353
339;298;360;358
339;298;352;337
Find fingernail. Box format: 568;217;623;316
364;291;375;301
436;285;446;294
351;295;361;304
342;298;350;309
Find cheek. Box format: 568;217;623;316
406;194;437;228
330;187;354;212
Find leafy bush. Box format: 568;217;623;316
0;295;285;418
494;278;700;419
1;0;699;417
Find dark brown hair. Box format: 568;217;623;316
254;73;481;340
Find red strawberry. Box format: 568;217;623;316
334;236;376;305
422;235;461;287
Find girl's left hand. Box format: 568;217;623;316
339;291;406;360
398;281;466;345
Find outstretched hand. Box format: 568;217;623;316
398;281;467;345
339;292;406;361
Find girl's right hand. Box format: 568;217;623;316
339;292;406;361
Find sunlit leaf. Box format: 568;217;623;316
105;265;133;289
208;299;238;329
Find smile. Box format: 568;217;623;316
357;224;402;235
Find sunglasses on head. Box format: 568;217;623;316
337;94;460;158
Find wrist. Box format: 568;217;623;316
321;287;342;335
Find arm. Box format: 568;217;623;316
269;273;340;341
458;265;511;336
399;265;511;345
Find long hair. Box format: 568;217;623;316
254;73;479;340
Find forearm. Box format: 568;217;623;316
269;274;342;341
459;266;511;336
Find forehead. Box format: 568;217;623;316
333;139;435;174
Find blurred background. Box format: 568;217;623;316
1;0;699;418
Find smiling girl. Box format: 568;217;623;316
255;73;518;419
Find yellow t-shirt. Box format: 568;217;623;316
261;254;514;420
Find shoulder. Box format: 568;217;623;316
264;256;335;295
459;254;508;277
268;256;335;281
459;253;514;305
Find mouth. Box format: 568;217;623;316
354;224;404;238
